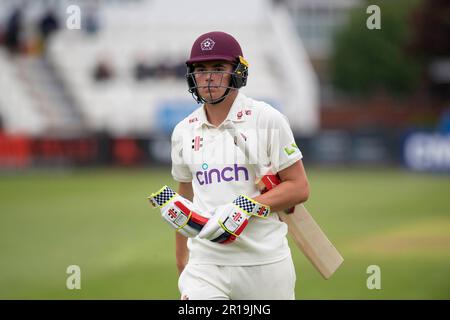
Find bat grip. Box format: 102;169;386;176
259;174;295;214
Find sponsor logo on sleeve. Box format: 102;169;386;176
284;142;300;156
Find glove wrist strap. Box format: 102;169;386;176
233;195;270;218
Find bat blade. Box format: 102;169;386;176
225;123;344;279
279;205;344;279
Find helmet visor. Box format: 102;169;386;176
186;70;236;104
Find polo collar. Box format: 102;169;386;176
195;92;247;129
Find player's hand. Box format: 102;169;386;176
148;185;210;238
198;195;270;244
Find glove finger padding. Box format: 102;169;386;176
198;195;270;244
148;185;210;237
198;204;249;244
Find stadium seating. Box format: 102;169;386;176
44;0;319;136
0;50;47;135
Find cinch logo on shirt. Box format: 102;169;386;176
195;164;249;185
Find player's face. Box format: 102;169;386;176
192;61;234;102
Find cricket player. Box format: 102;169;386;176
149;31;310;299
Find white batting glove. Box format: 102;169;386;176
198;195;270;244
147;185;210;238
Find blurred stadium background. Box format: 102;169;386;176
0;0;449;299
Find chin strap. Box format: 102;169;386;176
204;88;232;105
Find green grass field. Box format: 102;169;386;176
1;167;449;299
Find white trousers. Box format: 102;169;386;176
178;256;296;300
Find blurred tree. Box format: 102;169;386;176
331;0;421;97
408;0;450;100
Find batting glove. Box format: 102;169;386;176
198;195;270;244
148;185;210;238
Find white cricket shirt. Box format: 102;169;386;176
171;92;303;266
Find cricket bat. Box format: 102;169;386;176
228;125;344;279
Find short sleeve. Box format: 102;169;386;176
171;124;193;182
264;108;303;173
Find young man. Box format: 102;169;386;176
170;31;309;299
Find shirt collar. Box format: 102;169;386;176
195;92;247;129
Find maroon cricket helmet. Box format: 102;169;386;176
185;31;249;104
186;31;244;64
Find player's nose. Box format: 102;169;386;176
205;71;214;82
204;74;217;87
